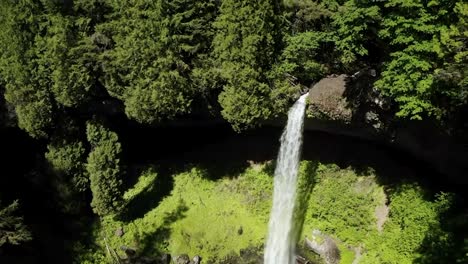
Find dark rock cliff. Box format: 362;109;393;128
304;73;468;184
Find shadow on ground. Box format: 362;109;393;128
414;195;468;264
138;201;189;256
116;123;467;263
119;165;175;222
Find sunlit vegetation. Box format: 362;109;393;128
71;162;463;263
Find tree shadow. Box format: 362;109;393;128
342;71;378;124
118;165;175;222
173;127;281;181
117;127;280;222
114;118;467;263
301;129;468;264
414;195;468;264
301;129;463;194
293;161;319;246
118;156;259;223
340;69;397;132
136;200;189;256
111;201;188;263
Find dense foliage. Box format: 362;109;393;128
86;120;124;216
83;163;465;264
98;0;217;123
0;0;467;135
46;138;89;214
0;0;467;263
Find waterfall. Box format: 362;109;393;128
264;93;308;264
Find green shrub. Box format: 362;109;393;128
304;166;380;245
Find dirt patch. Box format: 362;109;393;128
375;201;389;233
352;246;362;264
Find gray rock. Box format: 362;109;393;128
175;254;190;264
192;255;201;264
305;230;340;264
115;227;124;237
159;253;171;264
308;74;353;123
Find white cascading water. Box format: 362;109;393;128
264;93;308;264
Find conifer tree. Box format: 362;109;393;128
46;138;88;214
0;0;98;137
213;0;282;131
0;1;55;138
99;0;217;124
0;200;32;247
86;121;123;216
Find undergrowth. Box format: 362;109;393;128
76;162;456;264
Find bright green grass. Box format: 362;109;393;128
337;244;356;264
96;165;273;263
123;168;158;201
167;169;269;258
79;162;452;264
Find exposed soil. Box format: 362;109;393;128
375;202;389;233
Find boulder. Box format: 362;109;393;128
308;74;353;123
120;245;136;258
192;255;202;264
115;227;124;237
305;230;340;264
174;254;191;264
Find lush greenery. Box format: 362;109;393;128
1;0;467;138
73;162;465;263
86;120;124;216
0;0;467;263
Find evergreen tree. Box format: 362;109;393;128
0;0;98;137
45;14;96;107
0;200;32;247
86;120;123;216
213;0;284;131
46;138;88;214
271;0;345;88
98;0;217;124
0;0;55;138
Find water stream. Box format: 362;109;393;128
264;93;309;264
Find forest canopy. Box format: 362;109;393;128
0;0;466;138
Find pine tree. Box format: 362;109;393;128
0;0;99;137
213;0;282;131
0;200;32;246
0;0;55;138
98;0;217;124
46;138;88;214
86;120;123;216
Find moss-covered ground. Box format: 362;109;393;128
77;161;459;264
